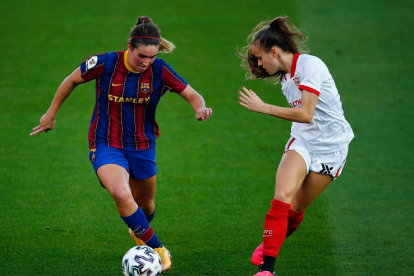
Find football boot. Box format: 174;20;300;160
251;243;264;266
128;228;147;246
155;246;172;273
253;271;275;276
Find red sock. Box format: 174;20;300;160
262;199;291;258
286;209;305;238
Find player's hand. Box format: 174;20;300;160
30;113;56;136
196;107;212;121
238;86;266;113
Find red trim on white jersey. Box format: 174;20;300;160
299;85;320;96
282;54;354;153
290;53;300;78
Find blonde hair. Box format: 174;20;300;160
129;16;176;53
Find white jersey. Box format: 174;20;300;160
280;54;354;153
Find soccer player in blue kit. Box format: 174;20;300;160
31;16;212;273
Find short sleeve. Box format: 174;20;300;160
298;57;327;96
80;54;106;82
161;61;188;93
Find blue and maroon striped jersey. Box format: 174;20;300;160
80;51;188;150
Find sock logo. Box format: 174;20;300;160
319;163;333;175
263;230;273;237
134;228;148;236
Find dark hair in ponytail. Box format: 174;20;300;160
238;16;308;83
129;16;175;53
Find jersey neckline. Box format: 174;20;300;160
283;53;300;81
290;53;300;78
124;50;140;73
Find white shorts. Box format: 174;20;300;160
283;136;349;180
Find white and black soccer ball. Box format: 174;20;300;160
122;246;162;276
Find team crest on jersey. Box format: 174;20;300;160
140;83;150;93
293;77;300;88
87;56;98;70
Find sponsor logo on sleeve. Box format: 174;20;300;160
293;76;300;88
87;56;98;70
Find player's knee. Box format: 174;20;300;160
111;191;135;208
273;190;294;203
138;201;155;215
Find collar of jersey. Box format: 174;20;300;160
124;51;140;73
290;53;300;78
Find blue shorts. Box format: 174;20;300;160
89;145;157;180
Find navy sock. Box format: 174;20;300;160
146;210;155;224
121;207;162;248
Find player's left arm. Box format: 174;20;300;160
179;85;212;121
238;86;318;123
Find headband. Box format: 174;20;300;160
130;36;160;40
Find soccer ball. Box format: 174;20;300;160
122;246;162;276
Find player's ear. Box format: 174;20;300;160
271;47;279;58
127;42;133;52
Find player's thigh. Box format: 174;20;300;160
90;145;131;192
291;171;332;212
274;150;308;203
97;163;131;196
97;164;138;217
129;175;156;213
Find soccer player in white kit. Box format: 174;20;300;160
237;16;354;276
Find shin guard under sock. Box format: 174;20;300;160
262;199;291;259
122;207;162;248
286;209;305;238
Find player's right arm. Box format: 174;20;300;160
30;67;86;136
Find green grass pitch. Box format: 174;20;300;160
1;0;413;275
